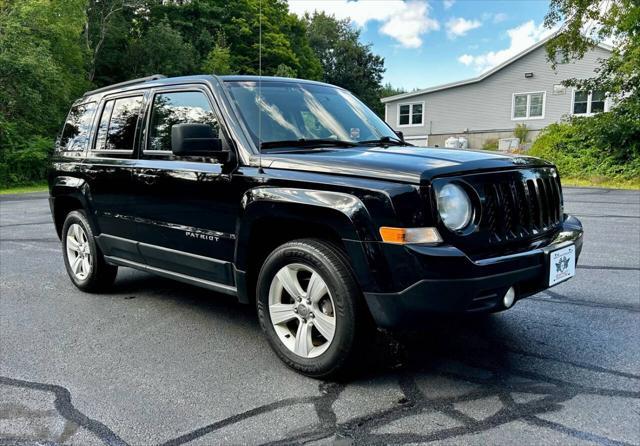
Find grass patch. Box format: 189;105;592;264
0;182;48;195
561;176;640;190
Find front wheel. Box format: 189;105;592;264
257;239;370;378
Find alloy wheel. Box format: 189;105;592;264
268;263;336;358
66;223;92;280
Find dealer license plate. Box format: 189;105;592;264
549;244;576;286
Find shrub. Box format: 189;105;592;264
0;136;53;188
514;123;529;143
529;102;640;184
482;138;499;150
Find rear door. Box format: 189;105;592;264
129;85;238;287
85;92;146;262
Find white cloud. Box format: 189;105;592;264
443;0;455;9
456;20;554;72
493;12;508;23
446;17;481;39
380;1;440;48
287;0;439;48
458;54;474;66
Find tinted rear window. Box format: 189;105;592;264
95;96;143;151
58;102;97;151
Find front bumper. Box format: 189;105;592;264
363;215;583;328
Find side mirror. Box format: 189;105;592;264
171;123;224;157
395;130;405;142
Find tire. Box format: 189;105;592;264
256;238;370;378
61;210;118;292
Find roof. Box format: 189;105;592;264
219;75;333;87
381;34;612;104
80;74;337;101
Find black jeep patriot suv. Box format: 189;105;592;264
49;74;583;377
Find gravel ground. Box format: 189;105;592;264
1;187;638;445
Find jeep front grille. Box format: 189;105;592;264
483;173;563;243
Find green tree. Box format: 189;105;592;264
149;0;321;79
379;83;406;100
202;32;233;75
304;12;386;115
126;19;197;77
0;0;89;148
147;0;224;60
85;0;146;82
0;0;90;187
275;63;297;78
90;6;137;87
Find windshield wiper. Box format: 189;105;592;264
359;136;410;146
260;138;358;150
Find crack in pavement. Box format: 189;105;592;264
524;416;634;446
0;377;128;446
2;341;638;446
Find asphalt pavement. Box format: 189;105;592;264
1;187;639;445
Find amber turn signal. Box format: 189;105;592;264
379;227;442;245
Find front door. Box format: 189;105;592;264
130;86;238;287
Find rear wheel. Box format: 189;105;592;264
62;210;117;292
257;239;369;378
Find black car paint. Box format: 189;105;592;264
49;75;583;326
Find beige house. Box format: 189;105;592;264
381;35;612;149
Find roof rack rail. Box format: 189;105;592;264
83;74;167;97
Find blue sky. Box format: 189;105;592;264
287;0;553;91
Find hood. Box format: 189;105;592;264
261;145;552;184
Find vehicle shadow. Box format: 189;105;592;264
106;268;518;380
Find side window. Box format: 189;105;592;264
512;92;545;120
94;96;143;151
398;104;411;126
573;91;589;114
398;103;423;126
147;91;220;152
58;102;97;151
572;90;607;115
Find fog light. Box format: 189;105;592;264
503;287;516;308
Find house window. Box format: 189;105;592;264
512;92;545;120
398;102;423;126
573;90;607;115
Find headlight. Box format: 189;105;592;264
437;183;472;231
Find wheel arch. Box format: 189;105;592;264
50;177;95;239
234;187;380;304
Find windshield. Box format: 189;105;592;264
224;80;398;149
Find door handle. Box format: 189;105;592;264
80;165;98;181
135;170;158;185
